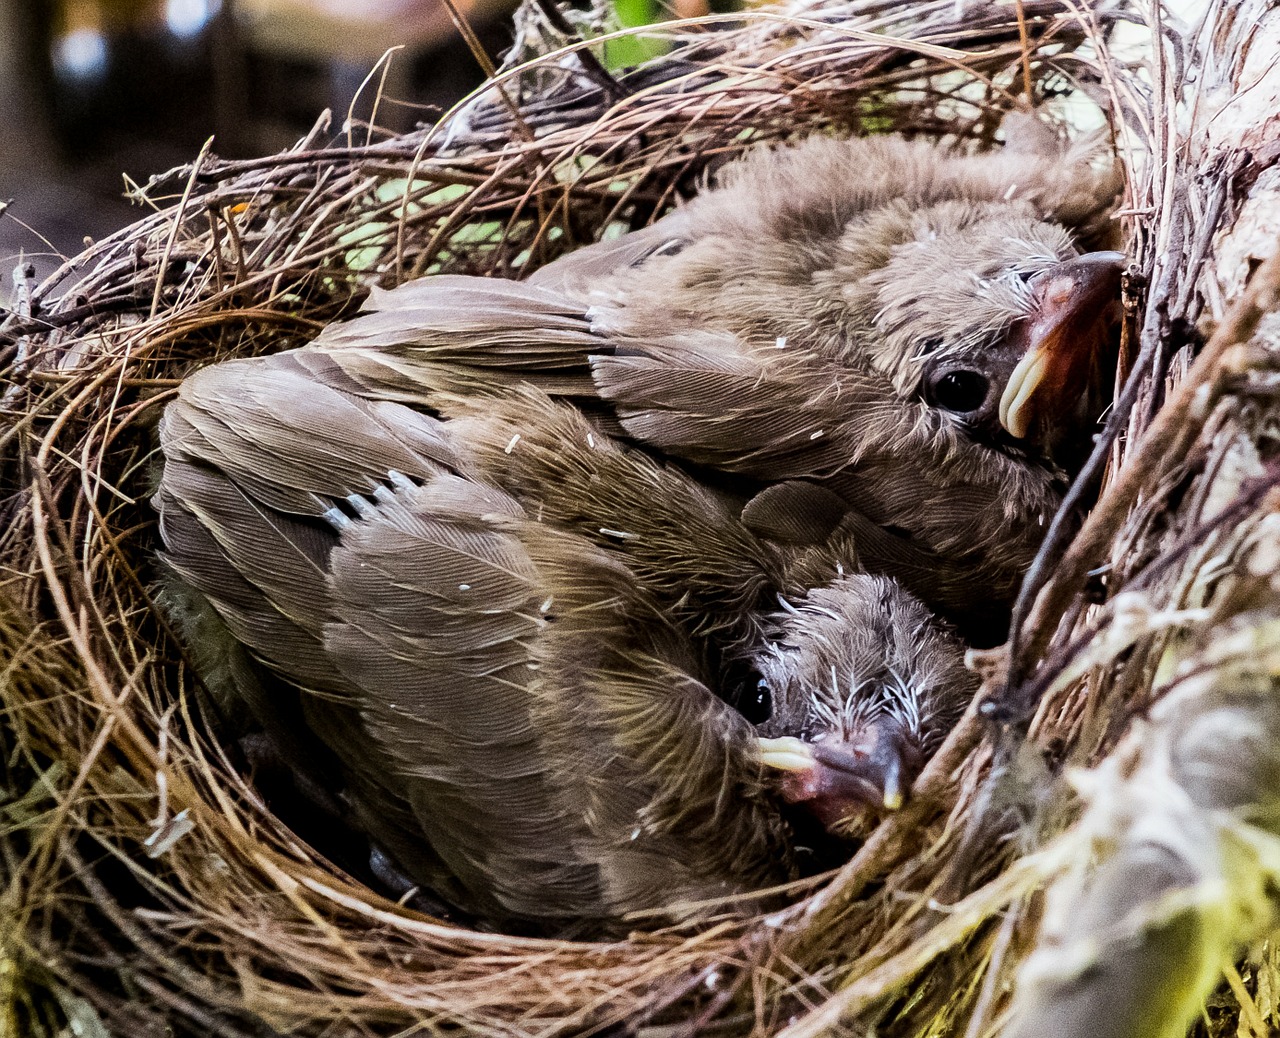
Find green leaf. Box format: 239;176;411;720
605;0;668;69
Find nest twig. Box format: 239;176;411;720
2;0;1278;1035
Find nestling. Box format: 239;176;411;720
153;132;1122;932
155;354;973;932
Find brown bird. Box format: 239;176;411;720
155;352;973;933
154;133;1121;931
307;134;1124;643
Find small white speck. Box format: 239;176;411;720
540;597;554;613
504;433;521;454
458;584;471;591
143;808;194;858
587;432;596;448
775;336;787;349
630;826;641;841
809;429;825;440
705;971;720;990
599;527;636;540
1003;182;1018;200
836;562;844;576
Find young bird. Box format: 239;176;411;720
755;579;971;843
307;135;1124;642
154;352;973;933
154;133;1120;930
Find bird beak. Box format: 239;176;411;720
757;736;817;773
998;251;1126;441
757;722;923;829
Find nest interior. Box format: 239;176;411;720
3;1;1280;1036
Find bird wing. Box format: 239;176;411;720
329;487;796;926
155;353;604;924
305;275;605;404
588;325;914;481
155;355;466;895
157;352;796;928
161;349;463;515
301;264;915;486
320;475;616;927
517;523;796;920
437;387;789;651
155;351;443;693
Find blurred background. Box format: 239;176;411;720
0;0;526;279
0;0;736;284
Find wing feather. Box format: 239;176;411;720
522;525;795;917
321;475;606;922
306;276;604;405
167;353;461;516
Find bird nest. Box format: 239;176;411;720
3;0;1280;1035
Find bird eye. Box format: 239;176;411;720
927;369;990;414
750;678;774;722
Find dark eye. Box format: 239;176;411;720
928;369;990;414
742;678;773;724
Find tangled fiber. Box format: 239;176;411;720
3;0;1280;1035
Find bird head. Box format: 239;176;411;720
839;198;1125;465
748;577;975;838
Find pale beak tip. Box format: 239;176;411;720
999;348;1048;440
880;755;906;811
757;736;816;773
1003;407;1031;441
